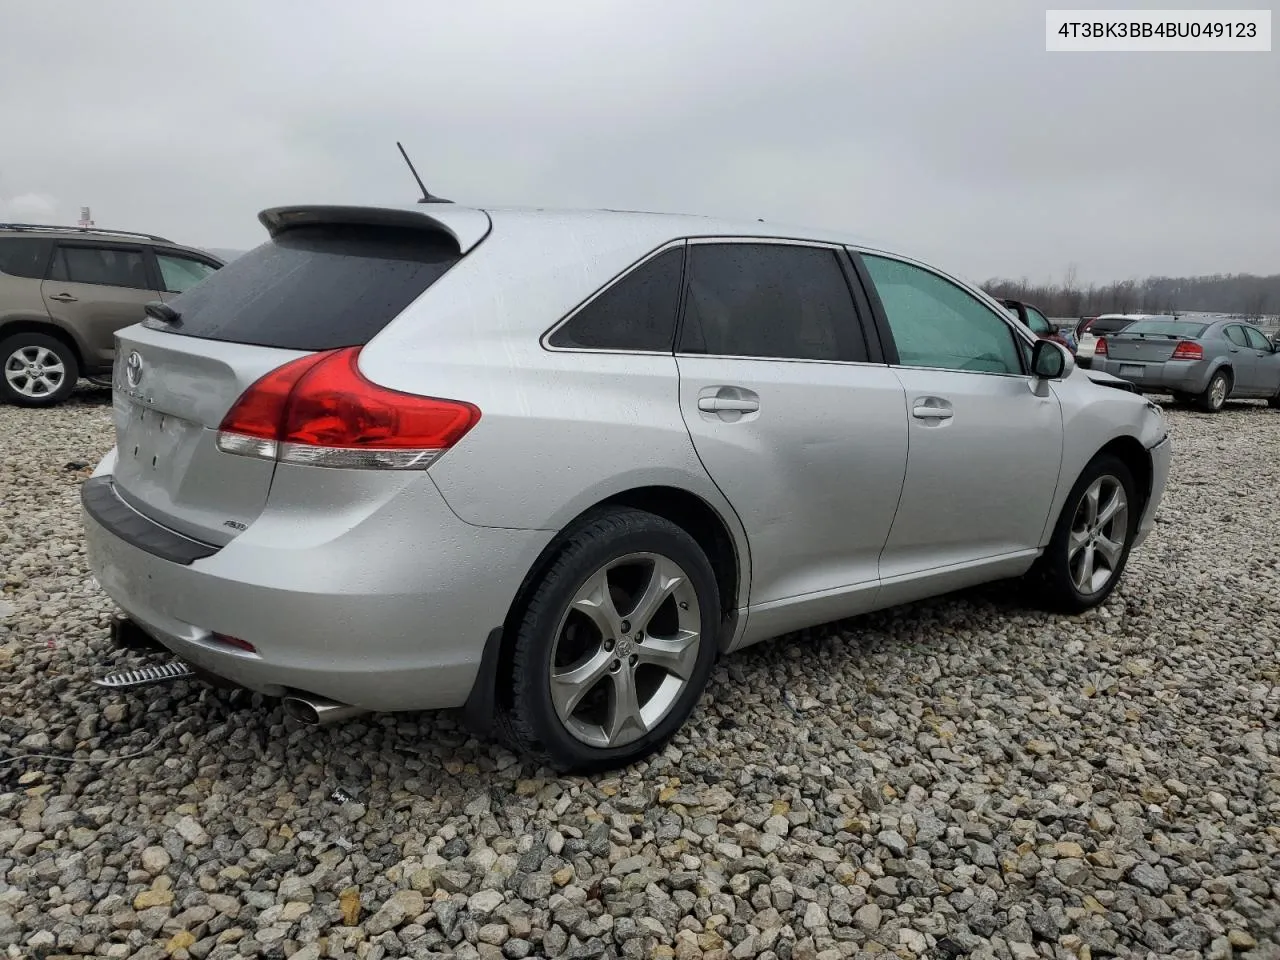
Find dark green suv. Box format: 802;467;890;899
0;223;224;406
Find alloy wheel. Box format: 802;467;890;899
1209;375;1227;409
549;552;701;748
4;345;67;398
1067;475;1129;594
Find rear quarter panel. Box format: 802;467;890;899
357;213;753;609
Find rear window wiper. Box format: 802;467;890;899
144;301;182;327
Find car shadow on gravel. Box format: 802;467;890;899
24;578;1071;800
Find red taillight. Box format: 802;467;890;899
1170;341;1203;361
1094;337;1108;356
216;347;480;470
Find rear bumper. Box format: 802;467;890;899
1092;358;1212;394
82;451;554;711
1134;434;1172;549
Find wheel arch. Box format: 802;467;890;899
0;316;88;372
470;485;747;726
1093;435;1154;518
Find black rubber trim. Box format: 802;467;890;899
461;626;505;737
81;476;220;565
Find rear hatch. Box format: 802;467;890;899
109;206;487;546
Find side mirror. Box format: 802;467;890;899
1032;338;1074;380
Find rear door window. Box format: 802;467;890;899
678;243;867;362
548;246;683;351
1225;325;1250;347
1243;326;1273;351
0;237;52;278
154;224;463;350
49;244;151;289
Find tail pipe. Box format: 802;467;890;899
282;694;367;726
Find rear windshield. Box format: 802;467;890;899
1091;317;1135;334
153;224;462;350
1121;320;1209;338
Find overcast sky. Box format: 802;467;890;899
1;0;1276;284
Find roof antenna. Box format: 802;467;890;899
396;141;451;204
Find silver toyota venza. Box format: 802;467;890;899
83;204;1172;770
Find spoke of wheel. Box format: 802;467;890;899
550;647;614;718
1094;533;1123;568
636;629;700;681
1095;486;1125;528
606;665;646;744
1068;526;1090;559
1083;483;1101;527
570;568;623;641
43;361;65;376
626;557;684;632
35;347;55;366
1073;542;1096;592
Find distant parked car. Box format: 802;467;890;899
1076;314;1155;368
1092;316;1280;411
1000;299;1077;353
0;223;224;406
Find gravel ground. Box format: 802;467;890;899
2;386;1279;960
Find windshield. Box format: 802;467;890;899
1122;320;1209;338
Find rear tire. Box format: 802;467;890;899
1029;454;1139;614
504;508;720;772
0;332;79;407
1269;392;1280;410
1197;370;1230;413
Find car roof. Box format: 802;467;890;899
260;202;924;264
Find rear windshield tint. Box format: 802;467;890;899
1091;318;1134;334
153;224;462;350
1122;320;1209;338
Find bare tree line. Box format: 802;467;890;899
981;266;1276;319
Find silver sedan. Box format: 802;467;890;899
1092;317;1280;411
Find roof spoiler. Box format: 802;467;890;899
257;205;491;254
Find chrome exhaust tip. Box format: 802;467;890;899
282;694;367;726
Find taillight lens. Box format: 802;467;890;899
216;347;480;470
1170;341;1203;361
1094;337;1108;356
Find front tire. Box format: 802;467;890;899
1;333;79;407
1198;369;1230;412
1030;455;1139;614
505;509;720;772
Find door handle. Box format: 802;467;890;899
49;293;78;303
912;398;954;420
1228;347;1240;353
698;397;760;413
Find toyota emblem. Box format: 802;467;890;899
125;351;144;388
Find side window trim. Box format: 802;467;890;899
672;236;879;366
540;239;687;355
849;248;1034;377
